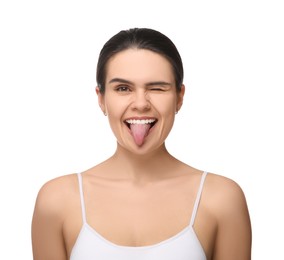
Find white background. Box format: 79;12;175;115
0;0;283;259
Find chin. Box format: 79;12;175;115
117;139;165;156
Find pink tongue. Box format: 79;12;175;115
130;124;151;146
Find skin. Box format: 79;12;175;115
32;49;252;260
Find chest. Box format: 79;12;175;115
63;177;215;259
70;224;207;260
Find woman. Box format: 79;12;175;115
32;28;252;260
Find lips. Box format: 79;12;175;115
124;118;157;128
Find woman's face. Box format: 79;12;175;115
97;49;184;154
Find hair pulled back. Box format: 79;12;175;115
96;28;183;93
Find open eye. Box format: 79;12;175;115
116;85;131;92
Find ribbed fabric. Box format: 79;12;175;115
70;172;208;260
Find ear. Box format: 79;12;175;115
176;84;185;112
96;87;106;114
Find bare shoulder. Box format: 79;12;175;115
34;174;78;218
203;173;251;259
32;174;79;260
205;173;246;196
204;173;249;217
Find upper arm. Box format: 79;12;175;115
212;178;252;260
32;179;68;260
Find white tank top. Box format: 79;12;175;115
70;172;207;260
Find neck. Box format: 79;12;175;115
109;142;179;183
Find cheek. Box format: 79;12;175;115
152;94;177;114
104;95;119;114
104;96;127;125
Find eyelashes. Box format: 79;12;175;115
150;88;165;92
115;85;166;92
115;85;130;92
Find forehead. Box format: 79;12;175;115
105;49;174;83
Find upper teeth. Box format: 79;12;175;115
126;119;156;125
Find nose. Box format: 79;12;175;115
131;90;151;112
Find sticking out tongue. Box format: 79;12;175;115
130;123;152;146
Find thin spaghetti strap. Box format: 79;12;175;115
190;171;208;226
77;173;87;223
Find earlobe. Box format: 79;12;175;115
96;86;106;114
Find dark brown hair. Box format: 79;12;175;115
96;28;184;94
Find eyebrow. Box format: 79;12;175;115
108;78;133;85
108;78;172;87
